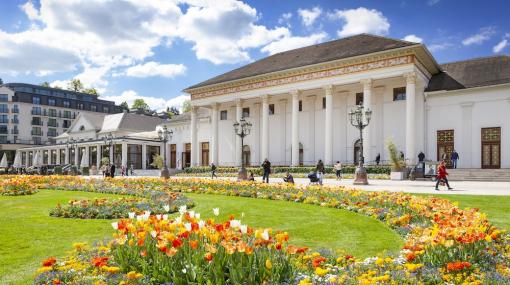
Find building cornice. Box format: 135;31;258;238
186;45;440;101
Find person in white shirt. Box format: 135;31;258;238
334;161;342;180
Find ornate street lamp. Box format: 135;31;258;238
349;104;372;185
233;118;252;180
158;125;173;179
103;132;114;164
66;138;78;165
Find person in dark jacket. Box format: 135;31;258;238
110;164;116;178
211;163;218;179
435;160;453;190
418;152;425;162
375;153;381;166
316;159;325;185
283;171;294;184
261;159;271;183
451;150;459;169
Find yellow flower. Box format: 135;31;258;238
265;259;272;270
126;271;143;279
36;266;53;273
315;267;329;276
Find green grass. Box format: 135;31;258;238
424;194;510;230
0;190;402;285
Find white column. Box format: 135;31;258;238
96;145;101;169
64;148;69;165
235;99;242;167
109;145;114;165
121;142;128;167
405;72;417;164
190;106;198;166
211;103;219;165
74;147;79;165
307;95;316;164
291;90;300;166
261;95;269;162
324;85;334;165
55;149;61;165
84;146;90;167
141;144;147;169
361;79;373;164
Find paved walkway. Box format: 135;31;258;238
178;176;510;196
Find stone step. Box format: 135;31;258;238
444;168;510;181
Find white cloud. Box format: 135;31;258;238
102;90;190;112
493;35;509;53
428;42;452;52
403;34;423;43
261;32;327;55
297;7;322;27
125;62;187;78
278;12;292;27
462;27;496;46
329;7;390;37
428;0;440;6
20;1;40;21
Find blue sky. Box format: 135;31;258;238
0;0;509;110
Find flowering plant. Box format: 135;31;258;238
0;176;37;196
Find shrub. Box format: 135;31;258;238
54;166;62;175
386;139;405;171
81;167;89;176
151;154;163;169
184;165;391;175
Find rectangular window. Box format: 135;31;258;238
77;103;84;110
33;137;42;144
90;105;97;112
322;97;326;109
0;115;8;124
12;105;19;113
393;87;406;101
48;109;57;117
0;104;8;113
12;125;18;134
0;94;8;102
47;128;58;137
299;100;302;112
220;110;227;120
11;115;18;124
32;117;42;126
32;106;41;115
63;100;70;108
63;120;72;128
0;136;7;143
269;104;275;115
63;110;71;118
33;96;41;104
48;98;56;106
103;106;109;113
242;107;250;118
0;125;7;134
48;118;58;127
355;92;364;106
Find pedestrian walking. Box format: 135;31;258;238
435;160;453;191
211;163;218;179
418;151;425;162
333;161;342;180
375;153;381;166
261;159;271;183
451;150;459;169
121;165;126;177
110;164;116;178
316;159;325;185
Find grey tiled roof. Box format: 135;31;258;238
427;55;510;92
186;34;418;90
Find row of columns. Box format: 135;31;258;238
189;72;419;166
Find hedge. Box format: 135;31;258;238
183;165;391;175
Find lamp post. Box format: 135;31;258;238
233;118;252;180
349;104;372;185
158;125;173;179
103;133;114;165
66;138;77;165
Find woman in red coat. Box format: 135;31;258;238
435;160;453;190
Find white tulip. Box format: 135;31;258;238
179;205;187;215
111;222;118;230
213;208;220;216
128;212;135;219
184;223;192;232
262;230;269;241
163;214;169;220
163;205;170;212
240;225;248;234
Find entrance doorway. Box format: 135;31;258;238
242;145;251;166
201;142;210;166
437;130;454;168
182;143;191;169
170;144;176;168
353;139;361;165
481;127;501;169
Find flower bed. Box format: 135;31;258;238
50;192;193;219
30;176;510;284
184;165;391;175
35;208;302;285
0;176;38;196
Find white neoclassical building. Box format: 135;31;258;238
172;34;510;169
17;34;510;171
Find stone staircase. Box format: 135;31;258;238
448;168;510;182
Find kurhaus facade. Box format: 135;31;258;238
176;34;510;169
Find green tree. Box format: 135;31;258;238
182;99;192;113
0;78;3;85
83;88;99;96
132;99;150;111
40;82;51;87
150;154;164;169
120;101;129;111
67;78;84;92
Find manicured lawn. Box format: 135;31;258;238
0;190;402;285
426;194;510;230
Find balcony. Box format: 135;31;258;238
63;113;72;119
0;129;8;135
31;110;42;115
11;118;18;124
11;129;19;134
48;112;58;117
11;108;19;113
31;130;43;136
47;121;58;127
31;120;43;126
0;119;8;124
47;132;58;137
